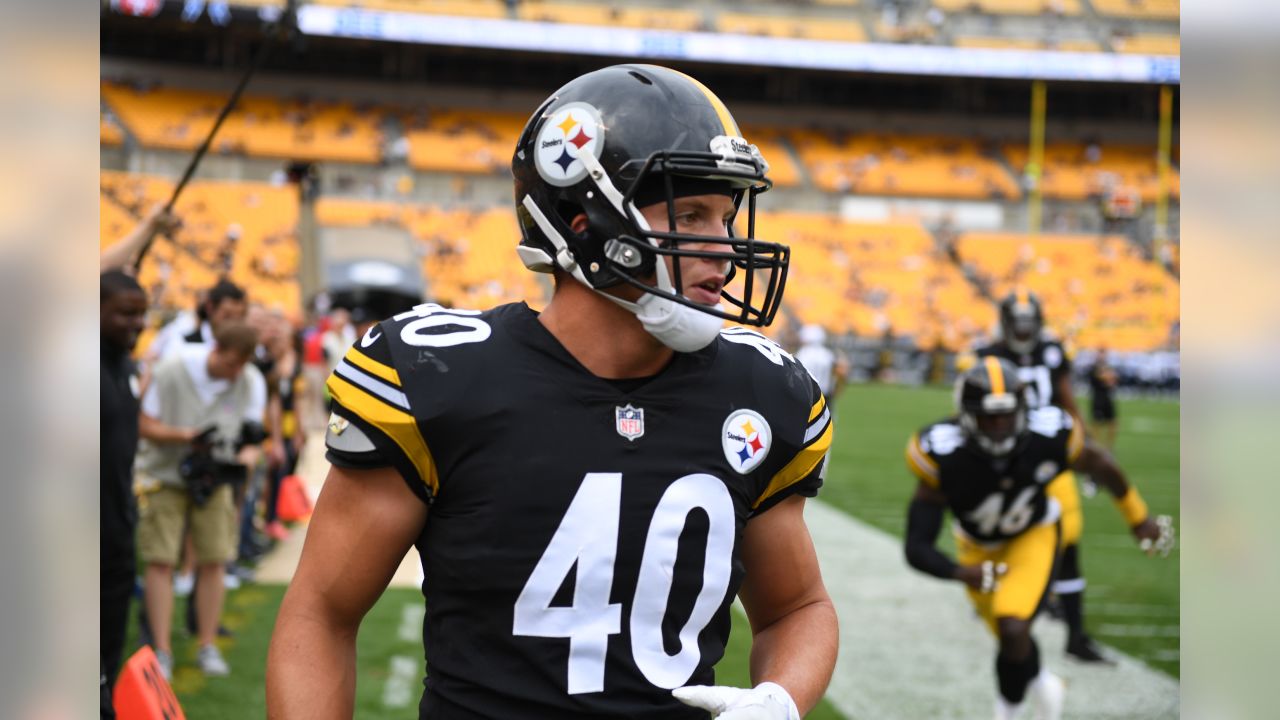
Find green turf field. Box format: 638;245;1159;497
148;383;1177;717
824;384;1180;678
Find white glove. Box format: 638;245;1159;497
1139;514;1176;557
673;681;801;720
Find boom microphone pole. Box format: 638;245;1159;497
133;0;299;272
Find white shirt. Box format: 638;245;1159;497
148;311;199;360
795;343;837;397
141;343;267;422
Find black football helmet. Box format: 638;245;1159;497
511;64;789;337
955;356;1029;457
998;289;1044;354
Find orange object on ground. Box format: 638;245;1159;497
277;473;314;522
112;645;185;720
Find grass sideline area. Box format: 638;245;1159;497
127;384;1176;717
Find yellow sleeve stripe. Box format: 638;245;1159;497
754;420;833;509
346;346;401;386
808;395;827;423
327;374;438;496
1066;420;1085;463
905;433;940;487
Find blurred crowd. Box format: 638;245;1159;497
99;207;365;715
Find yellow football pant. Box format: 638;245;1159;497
1046;469;1082;546
956;520;1061;635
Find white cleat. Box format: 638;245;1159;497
1030;670;1066;720
995;697;1023;720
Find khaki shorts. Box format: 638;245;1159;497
137;483;237;565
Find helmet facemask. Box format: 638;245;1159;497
1000;293;1043;354
605;147;789;329
959;395;1028;457
955;357;1029;457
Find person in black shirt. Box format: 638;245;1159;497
268;65;837;720
100;270;148;718
1088;348;1119;452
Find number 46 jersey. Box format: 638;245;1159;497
904;407;1084;544
324;303;833;720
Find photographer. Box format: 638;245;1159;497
135;322;265;679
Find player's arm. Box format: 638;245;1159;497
266;464;427;719
137;377;199;444
736;494;838;716
1069;438;1167;551
903;483;999;591
100;203;181;272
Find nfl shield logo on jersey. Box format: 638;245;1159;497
616;404;645;441
722;409;772;474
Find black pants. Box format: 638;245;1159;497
101;558;135;719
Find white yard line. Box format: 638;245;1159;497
804;499;1180;720
381;655;419;708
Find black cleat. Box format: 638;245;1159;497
1067;635;1116;665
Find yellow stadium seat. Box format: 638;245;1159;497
101;82;384;163
789;130;1021;199
1113;35;1180;56
1090;0;1178;20
1002;142;1179;202
102;171;302;332
954;232;1179;351
934;0;1082;15
310;0;506;19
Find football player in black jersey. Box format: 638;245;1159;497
904;357;1171;720
975;290;1108;662
268;65;838;720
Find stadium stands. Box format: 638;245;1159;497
934;0;1083;16
101;82;386;163
518;2;703;31
315;198;549;310
101;112;125;146
1112;34;1180;56
758;212;994;350
789;130;1021;199
1089;0;1179;21
101;171;301;323
1002;142;1180;202
954;232;1179;350
308;0;506;19
403;108;524;175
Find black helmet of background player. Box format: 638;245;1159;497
998;289;1044;354
955;357;1029;457
511;64;789;352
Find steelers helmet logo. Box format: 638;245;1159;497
534;102;605;187
722;409;772;475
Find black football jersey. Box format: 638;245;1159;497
905;406;1083;543
976;338;1072;410
324;302;832;719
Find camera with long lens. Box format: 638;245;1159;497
179;422;267;506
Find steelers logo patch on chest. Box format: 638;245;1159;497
534;102;605;187
722;409;771;474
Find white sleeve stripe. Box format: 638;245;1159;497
804;406;831;444
908;441;938;478
334;360;411;411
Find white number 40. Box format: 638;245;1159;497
513;473;735;694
